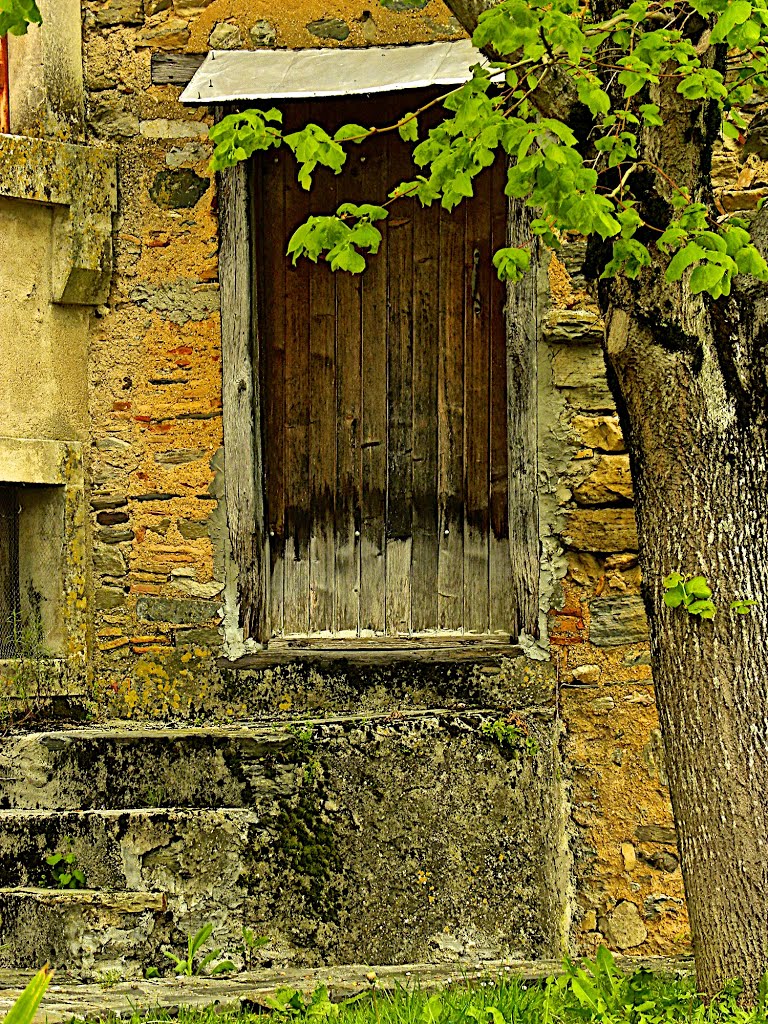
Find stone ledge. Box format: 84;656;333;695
0;958;695;1024
0;135;116;305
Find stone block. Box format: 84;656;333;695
562;508;638;552
250;20;277;46
306;18;350;40
571;415;625;452
604;900;647;949
94;0;144;26
550;345;615;409
136;596;220;624
542;309;603;344
177;518;209;540
572;455;633;505
89;95;139;138
635;824;677;845
379;0;429;8
140;18;190;48
208;22;243;49
139;119;208;140
589;595;649;647
93;545;127;577
149;169;209;209
95;587;127;610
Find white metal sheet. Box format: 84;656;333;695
181;38;489;104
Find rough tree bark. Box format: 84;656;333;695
442;0;768;997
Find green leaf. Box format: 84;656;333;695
730;598;758;614
688;599;717;618
666;242;706;281
711;0;752;43
689;262;725;294
493;246;531;282
663;586;686;608
687;576;712;599
577;80;611;116
333;124;368;143
0;0;42;36
398;115;419;143
3;966;52;1024
663;572;685;588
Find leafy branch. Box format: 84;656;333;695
209;0;768;292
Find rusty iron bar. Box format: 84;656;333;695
0;35;9;134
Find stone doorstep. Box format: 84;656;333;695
0;958;694;1024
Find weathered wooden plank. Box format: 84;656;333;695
506;198;540;638
334;154;364;634
359;140;388;633
282;151;312;635
220;639;523;669
256;151;286;637
150;52;206;87
385;137;414;636
437;205;465;630
463;169;492;633
218;161;268;642
308;158;337;633
489;158;516;634
411;197;440;632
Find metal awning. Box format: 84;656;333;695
180;38;489;104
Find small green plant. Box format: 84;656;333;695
2;965;52;1024
43;837;86;890
664;572;759;620
239;927;270;969
662;572;717;619
163;923;235;977
266;985;363;1022
481;716;539;757
730;599;759;616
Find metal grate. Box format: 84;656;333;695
0;487;21;658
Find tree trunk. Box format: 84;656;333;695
604;299;768;997
440;0;768;995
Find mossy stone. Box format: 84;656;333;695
149;169;209;209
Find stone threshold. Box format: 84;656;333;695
0;958;694;1023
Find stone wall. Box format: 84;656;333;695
0;0;704;963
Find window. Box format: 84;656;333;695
0;483;66;658
251;93;517;640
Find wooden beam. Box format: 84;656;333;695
218;157;268;642
150;52;206;87
505;199;540;638
0;37;9;135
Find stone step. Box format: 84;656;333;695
0;710;563;978
0;808;262;891
0;725;298;810
0;888;168;979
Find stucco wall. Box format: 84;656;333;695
0;199;90;443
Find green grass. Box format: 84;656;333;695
96;950;768;1024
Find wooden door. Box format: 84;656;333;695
253;94;515;638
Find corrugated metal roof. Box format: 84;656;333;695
180;38;489;104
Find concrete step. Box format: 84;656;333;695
0;888;168;979
0;725;298;811
0;710;563;979
0;808;262;891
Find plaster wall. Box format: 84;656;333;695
0;199;90;443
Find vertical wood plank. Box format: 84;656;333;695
385;136;414;636
256;150;286;637
308;156;337;633
506;196;540;637
463;168;492;633
437;205;465;630
411;198;440;632
219;161;268;642
489;158;516;634
360;140;388;633
335;151;364;634
282;150;311;635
